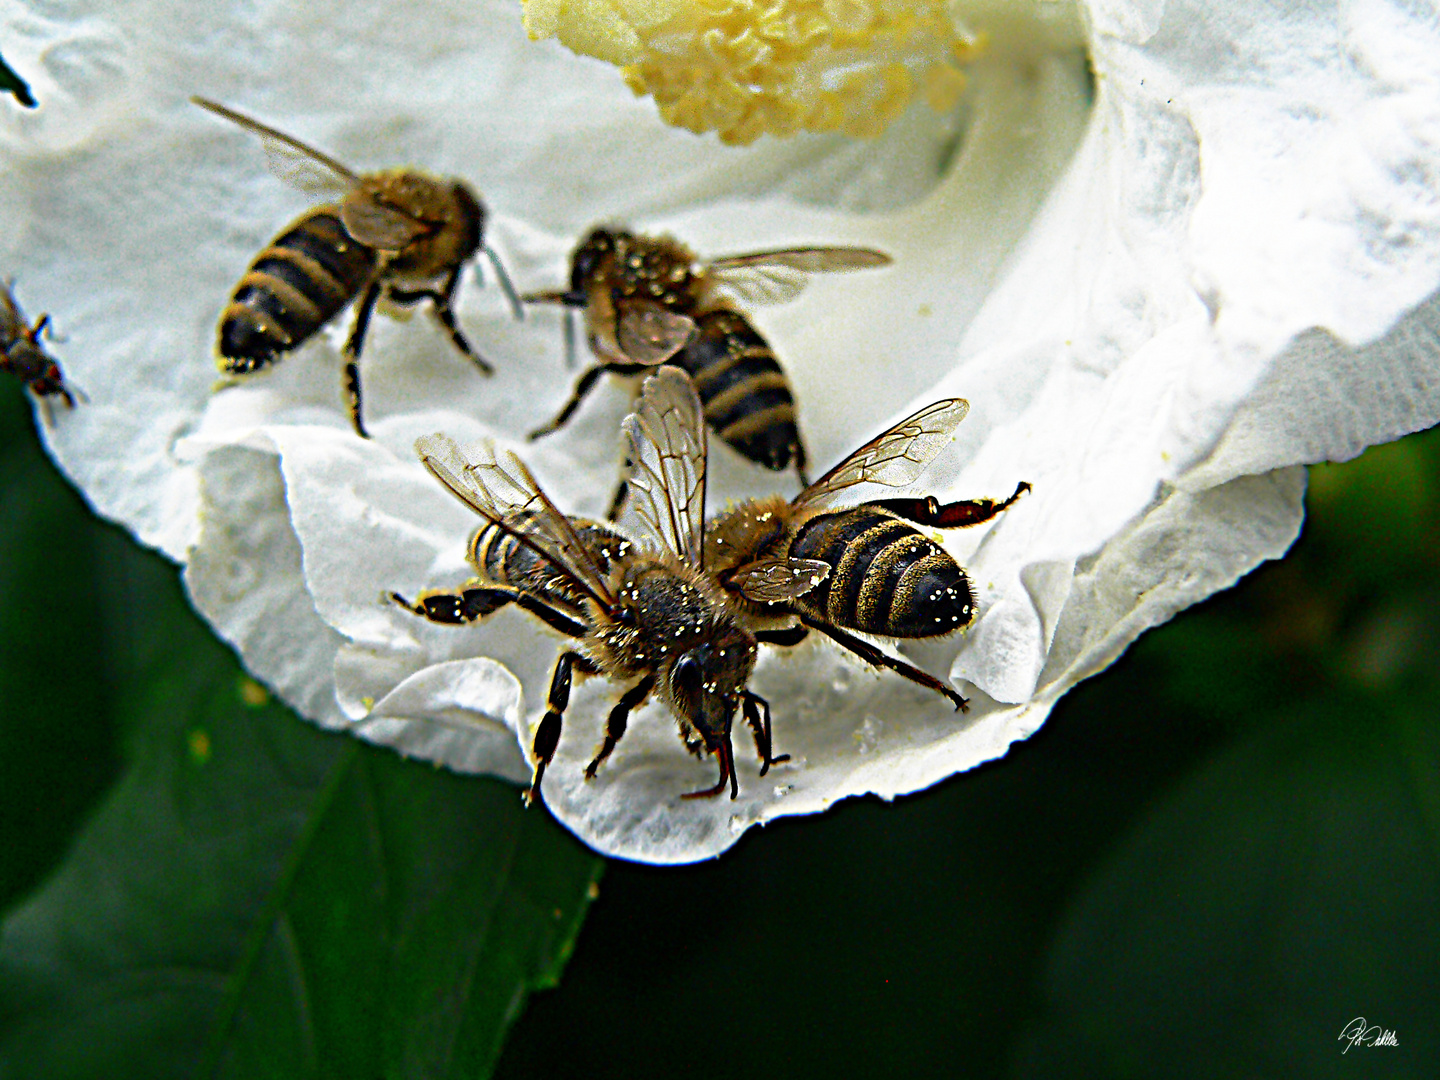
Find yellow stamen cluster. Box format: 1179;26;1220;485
523;0;983;145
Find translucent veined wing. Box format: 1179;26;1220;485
191;96;359;198
797;399;970;507
620;366;707;566
415;433;615;608
615;303;697;365
339;188;432;251
706;247;891;307
729;558;831;604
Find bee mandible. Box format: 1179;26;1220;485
391;367;789;804
193;96;523;438
523;227;889;511
1;281;79;419
704;398;1030;711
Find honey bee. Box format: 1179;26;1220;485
1;281;79;417
193;96;522;438
390;366;788;804
704;398;1030;711
523;227;890;506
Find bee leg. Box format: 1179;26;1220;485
564;306;577;369
742;691;790;775
872;481;1032;530
512;595;589;638
389;587;514;625
585;674;655;779
803;619;969;712
526;650;599;806
389;270;495;376
753;625;810;648
342;281;383;439
682;726;738;800
528;364;607;440
605;480;630;523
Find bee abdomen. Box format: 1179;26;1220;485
674;309;803;473
218;208;376;373
470;517;632;620
789;509;975;638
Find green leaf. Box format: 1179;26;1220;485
0;382;603;1078
1014;690;1440;1079
1;50;36;108
0;387;121;908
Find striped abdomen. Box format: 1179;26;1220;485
469;516;632;623
672;308;805;475
787;507;975;638
218;207;377;374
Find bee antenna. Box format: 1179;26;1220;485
481;245;525;322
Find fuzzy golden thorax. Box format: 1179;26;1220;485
357;170;484;281
589;556;758;753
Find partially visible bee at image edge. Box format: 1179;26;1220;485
192;96;524;438
523;227;891;512
390;367;791;805
0;280;80;420
705;397;1031;711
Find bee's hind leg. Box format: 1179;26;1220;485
528;650;600;806
871;481;1031;530
388;585;513;625
388;269;495;374
343;281;383;438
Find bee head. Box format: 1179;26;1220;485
663;626;757;752
450;181;485;260
569;227;621;300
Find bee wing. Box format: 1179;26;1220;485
728;558;831;603
706;247;892;307
339;189;432;251
620;366;708;566
613;302;697;366
415;433;616;609
797;398;970;507
191;96;359;198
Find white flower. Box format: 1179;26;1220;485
4;0;1439;863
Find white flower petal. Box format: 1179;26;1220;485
5;0;1439;862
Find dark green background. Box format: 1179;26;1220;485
1;373;1435;1078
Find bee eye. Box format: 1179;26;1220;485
672;655;703;702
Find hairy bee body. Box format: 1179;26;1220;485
702;396;1028;710
584;229;805;477
469;514;634;624
583;228;701;313
195;97;510;437
672;308;805;476
0;281;77;411
705;496;974;639
786;507;974;637
394;372;789;802
526;227;889;490
219;207;378;373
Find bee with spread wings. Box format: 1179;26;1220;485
523;226;890;508
1;280;80;419
192;96;523;438
391;366;789;804
705;398;1031;711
